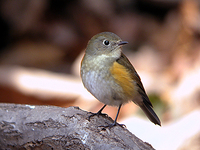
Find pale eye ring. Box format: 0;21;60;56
103;40;110;46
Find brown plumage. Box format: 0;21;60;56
81;32;161;128
116;53;161;125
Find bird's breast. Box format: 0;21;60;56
81;55;135;106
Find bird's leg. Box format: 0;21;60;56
87;104;107;121
99;104;126;129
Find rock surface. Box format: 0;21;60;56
0;103;154;150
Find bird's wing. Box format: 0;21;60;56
116;53;153;107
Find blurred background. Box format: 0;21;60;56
0;0;200;149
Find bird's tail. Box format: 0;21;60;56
139;101;161;126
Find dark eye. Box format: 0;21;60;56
103;40;110;45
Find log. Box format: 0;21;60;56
0;103;154;150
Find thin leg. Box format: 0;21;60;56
113;104;122;126
87;104;107;121
100;104;125;129
97;104;107;115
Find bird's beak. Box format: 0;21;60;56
118;41;128;46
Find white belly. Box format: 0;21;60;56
81;57;130;106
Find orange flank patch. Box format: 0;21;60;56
110;61;134;97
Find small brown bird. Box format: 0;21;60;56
81;32;161;128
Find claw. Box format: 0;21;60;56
99;122;126;130
87;112;107;121
86;104;126;130
87;104;107;121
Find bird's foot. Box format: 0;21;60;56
87;111;108;121
99;122;126;130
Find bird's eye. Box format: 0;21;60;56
103;40;110;46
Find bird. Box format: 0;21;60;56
80;32;161;128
